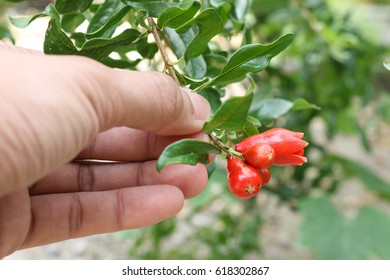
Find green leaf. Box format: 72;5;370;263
61;13;85;33
87;0;129;38
0;23;14;44
335;157;390;198
251;98;319;122
202;77;255;134
198;87;223;113
9;12;48;28
298;196;390;259
175;70;209;88
291;98;321;111
204;53;228;78
244;116;261;136
123;0;171;17
44;5;142;60
384;59;390;71
251;98;292;122
157;0;201;29
100;57;141;69
157;139;221;172
236;116;261;142
183;8;223;62
79;29;143;60
355;121;371;152
164;27;207;79
55;0;94;14
44;5;78;55
136;37;159;59
200;33;294;89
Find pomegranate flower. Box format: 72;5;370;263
235;128;308;166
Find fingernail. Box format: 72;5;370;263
182;88;210;122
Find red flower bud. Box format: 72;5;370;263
226;156;262;198
226;155;246;171
258;167;271;186
236;128;308;166
243;143;275;169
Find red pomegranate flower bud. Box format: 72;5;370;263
226;155;246;171
226;156;263;198
236;128;308;166
258;167;271;186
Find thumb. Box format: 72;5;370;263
90;68;210;135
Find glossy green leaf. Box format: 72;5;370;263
200;33;294;89
175;70;209;88
299;196;390;259
204;53;228;78
44;5;78;55
123;0;171;17
244;116;261;136
384;59;390;71
157;139;221;172
291;98;321;111
199;88;223;114
251;97;319;122
79;29;143;60
61;13;85;33
9;12;48;28
100;57;141;69
44;4;142;60
136;37;158;59
203;77;255;134
87;0;129;38
164;27;207;79
55;0;93;14
183;8;223;62
236;116;261;142
251;98;292;122
157;0;201;29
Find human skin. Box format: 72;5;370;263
0;43;211;258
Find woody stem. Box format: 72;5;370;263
147;17;180;85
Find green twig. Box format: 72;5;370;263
209;132;243;160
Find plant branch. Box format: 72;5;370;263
147;18;242;159
147;17;180;85
209;132;244;160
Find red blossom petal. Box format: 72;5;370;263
236;128;307;153
259;128;304;139
273;154;307;166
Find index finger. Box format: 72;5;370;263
76;127;208;162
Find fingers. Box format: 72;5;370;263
0;190;31;258
21;185;185;249
30;161;208;199
0;41;43;55
98;69;210;135
76;127;208;162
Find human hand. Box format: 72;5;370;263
0;43;210;258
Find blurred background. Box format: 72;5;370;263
2;0;390;259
